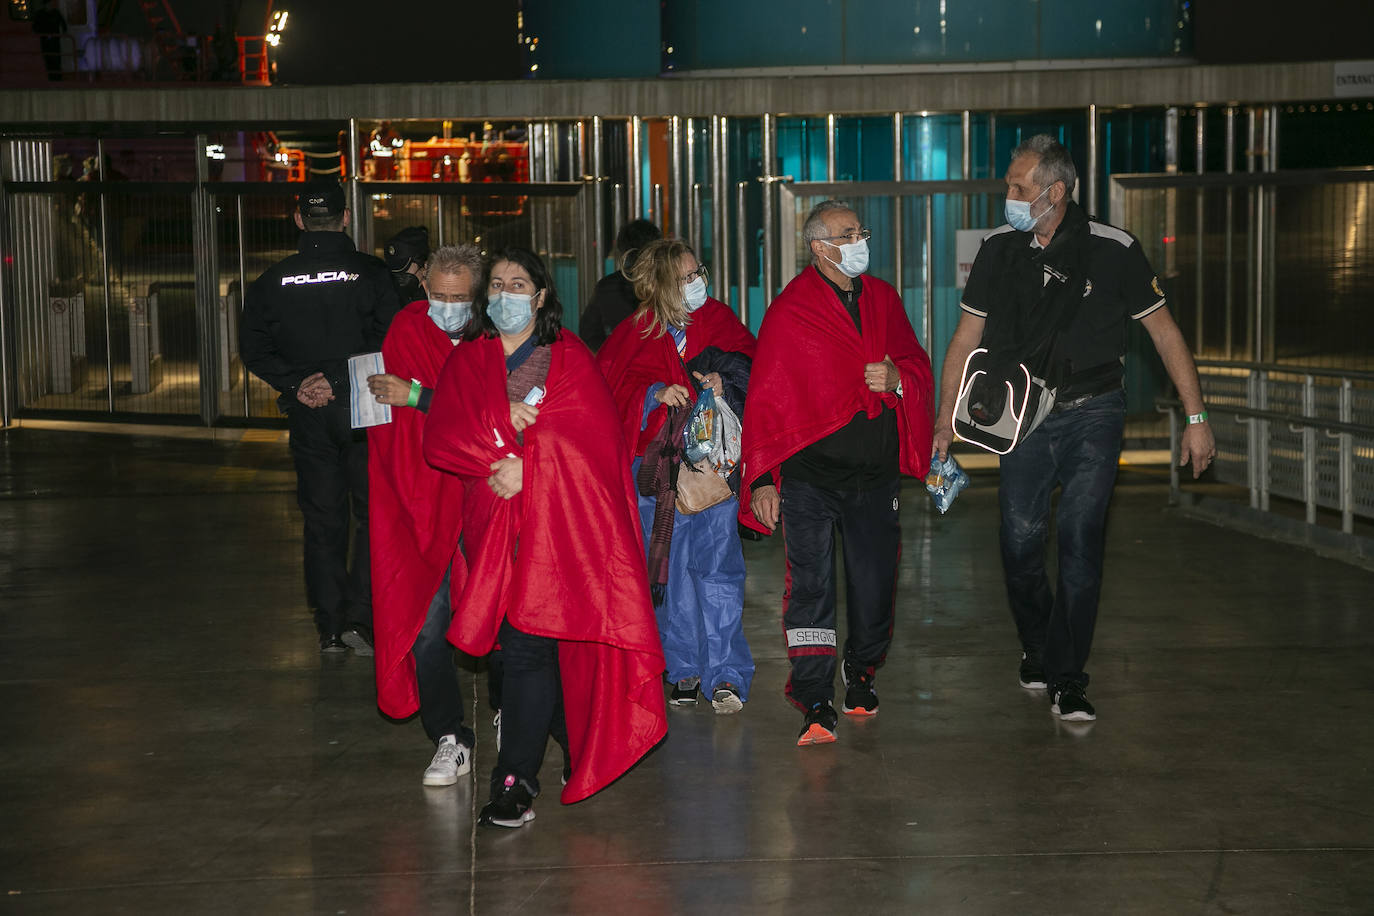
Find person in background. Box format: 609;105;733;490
383;225;430;307
597;239;757;714
933;134;1216;722
739;200;935;747
241;181;399;654
365;244;483;786
579;219;662;352
424;247;667;828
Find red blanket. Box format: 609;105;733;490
738;266;935;531
367;303;468;719
595;298;757;457
422;331;668;803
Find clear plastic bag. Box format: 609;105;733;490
925;454;970;515
684;386;717;465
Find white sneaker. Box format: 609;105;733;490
423;736;471;786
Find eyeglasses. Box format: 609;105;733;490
682;264;710;283
818;228;871;244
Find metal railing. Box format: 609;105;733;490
1159;360;1374;536
1;178;593;426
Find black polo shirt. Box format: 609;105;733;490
960;219;1166;398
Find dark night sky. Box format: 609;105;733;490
110;0;522;84
104;0;1372;85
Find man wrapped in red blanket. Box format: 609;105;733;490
366;244;482;788
739;201;934;747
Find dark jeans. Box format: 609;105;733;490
287;399;371;637
492;620;567;797
413;567;475;747
780;477;901;709
998;389;1125;693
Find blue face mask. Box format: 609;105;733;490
683;276;708;312
1005;186;1052;232
427;299;472;334
487;291;535;335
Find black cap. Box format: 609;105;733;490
384;226;430;272
297;182;346;218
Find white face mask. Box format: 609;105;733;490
683;276;708;312
1005;186;1052;232
821;238;870;278
487;291;535;335
427;299;472;334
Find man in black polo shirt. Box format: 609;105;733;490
933;135;1216;722
241;182;400;654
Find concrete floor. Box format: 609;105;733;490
2;425;1372;915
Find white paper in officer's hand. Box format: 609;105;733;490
348;352;391;428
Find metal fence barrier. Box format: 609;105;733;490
2;179;592;425
1160;360;1374;544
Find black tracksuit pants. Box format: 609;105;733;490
780;477;901;710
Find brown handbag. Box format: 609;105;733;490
674;456;732;515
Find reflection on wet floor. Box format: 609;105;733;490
2;426;1372;913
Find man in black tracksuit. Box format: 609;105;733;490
241;182;400;653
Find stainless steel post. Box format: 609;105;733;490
826;113;837;181
194;132;216;424
961;109;972;225
892;111;904;298
436;195;446;248
1224;106;1235;359
347;118;362;247
691;183;703;255
611;183;624;250
0;142;15;426
652;183;665;226
710;115;725;297
1303;375;1317;524
669;116;684;238
923;194;934;346
591;116;605;267
237;195;250;417
97;138;114;412
1264;105;1278;363
628;115;643;219
1086;104;1098;212
736;180;749;325
1340;379;1354;534
1194;107;1206;352
760;114;775;305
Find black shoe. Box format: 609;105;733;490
797;700;838;746
341;625;374;658
1050;683;1096;721
319;633;347;654
478;774;536;828
669;676;700;706
1018;652;1047;690
841;659;878;716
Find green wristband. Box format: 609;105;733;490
406;379;422;408
1186;410;1208;425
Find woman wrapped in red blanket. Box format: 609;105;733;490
423;247;667;829
597;239;757;715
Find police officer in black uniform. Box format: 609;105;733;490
383;225;430;306
241;182;401;654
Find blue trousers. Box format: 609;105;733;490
633;460;754;699
998;389;1125;692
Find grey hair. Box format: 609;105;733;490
424;243;483;286
1011;134;1077;198
802;199;858;245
